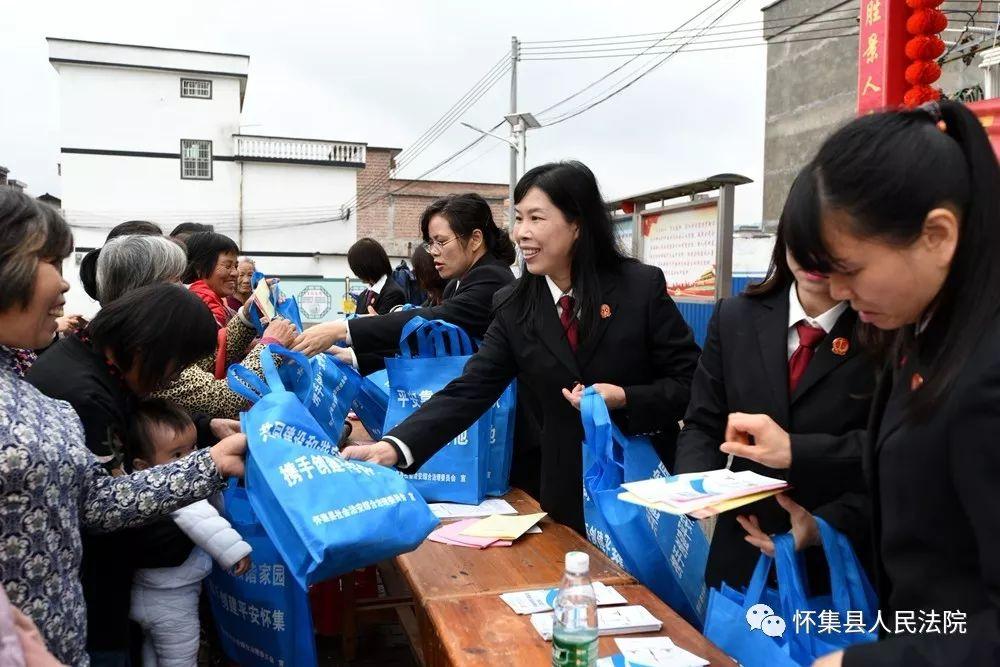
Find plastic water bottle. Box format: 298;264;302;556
552;551;598;667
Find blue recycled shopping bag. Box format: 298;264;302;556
703;519;877;666
486;381;516;497
247;271;304;335
207;480;318;667
231;344;359;444
228;345;439;589
348;368;389;440
383;317;492;504
580;388;710;627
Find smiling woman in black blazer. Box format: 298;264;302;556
741;101;1000;667
673;168;877;591
337;161;700;533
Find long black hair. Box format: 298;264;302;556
181;232;239;284
744;167;817;297
507;161;632;343
419;193;516;266
785;100;1000;414
87;283;217;392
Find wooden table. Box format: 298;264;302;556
395;489;635;601
421;585;735;667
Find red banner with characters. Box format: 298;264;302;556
857;0;910;114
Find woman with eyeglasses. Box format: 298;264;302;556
294;193;517;374
331;161;700;533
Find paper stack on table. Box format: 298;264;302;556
619;469;788;518
427;513;544;549
428;498;518;519
427;518;513;549
500;581;627;615
460;512;546;540
530;605;662;641
595;637;709;667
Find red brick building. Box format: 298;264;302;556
356;147;509;257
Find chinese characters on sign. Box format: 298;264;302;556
856;0;908;115
641;202;718;302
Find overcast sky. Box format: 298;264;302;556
1;0;770;226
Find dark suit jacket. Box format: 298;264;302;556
674;288;876;589
357;278;407;316
349;254;515;375
388;261;700;533
841;315;1000;667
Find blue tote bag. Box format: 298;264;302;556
581;388;710;627
383;317;491;504
228;346;439;589
231;344;358;447
207;480;318;667
486;381;517;497
247;271;304;335
349;368;390;441
302;352;362;442
703;519;877;666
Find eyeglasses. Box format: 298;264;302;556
422;235;465;254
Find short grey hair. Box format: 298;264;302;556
238;256;256;268
96;234;187;305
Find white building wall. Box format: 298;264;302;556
55;63;242;153
50;42;367;318
239;161;357;255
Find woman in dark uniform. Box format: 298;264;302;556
736;101;1000;667
336;161;700;533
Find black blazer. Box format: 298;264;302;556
841;316;1000;667
388;261;700;533
349;254;515;375
357;277;407;315
674;288;876;589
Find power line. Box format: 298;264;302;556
521;22;858;57
520;16;857;51
534;0;731;119
519;8;856;44
356;120;509;213
344;53;511;211
349;59;510;210
538;0;747;126
521;31;858;61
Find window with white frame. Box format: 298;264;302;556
180;78;212;99
181;140;212;180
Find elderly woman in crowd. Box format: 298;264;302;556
93;234;296;419
227;256;256;311
0;190;246;666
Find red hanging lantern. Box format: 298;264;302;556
903;85;941;107
905;34;945;61
907;8;948;36
905;60;942;85
621;201;635;215
902;3;946;108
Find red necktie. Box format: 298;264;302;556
558;295;579;352
788;320;826;393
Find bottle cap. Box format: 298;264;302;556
565;551;589;574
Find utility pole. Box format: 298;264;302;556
508;36;518;233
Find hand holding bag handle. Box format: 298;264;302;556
226;344;314;404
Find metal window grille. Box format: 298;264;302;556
181;78;212;98
181;140;212;180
